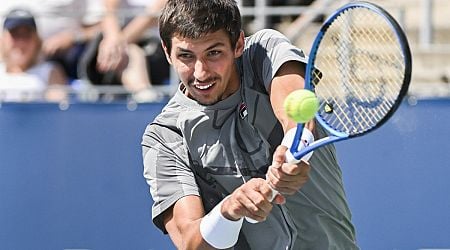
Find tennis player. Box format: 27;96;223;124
142;0;358;249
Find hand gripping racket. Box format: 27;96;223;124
246;1;412;223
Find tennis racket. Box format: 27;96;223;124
246;1;411;223
288;1;411;161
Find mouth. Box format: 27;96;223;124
192;80;216;91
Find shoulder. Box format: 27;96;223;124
142;97;185;147
248;29;288;40
242;28;306;61
244;29;290;48
240;29;307;91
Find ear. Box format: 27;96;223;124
234;31;245;58
161;40;172;65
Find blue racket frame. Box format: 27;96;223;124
288;1;412;161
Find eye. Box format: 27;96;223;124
207;50;222;57
177;52;194;60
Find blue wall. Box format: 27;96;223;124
338;99;450;250
0;99;449;250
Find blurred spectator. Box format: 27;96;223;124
0;8;67;102
78;0;169;102
0;0;102;81
41;1;101;81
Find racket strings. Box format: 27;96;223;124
312;7;406;135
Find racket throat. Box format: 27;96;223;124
292;135;346;160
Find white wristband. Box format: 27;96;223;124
200;196;243;249
281;127;315;163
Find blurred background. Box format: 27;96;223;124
1;0;449;249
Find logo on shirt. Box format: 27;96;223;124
239;102;248;119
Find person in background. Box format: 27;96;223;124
1;0;169;102
78;0;169;102
0;0;102;82
0;8;67;102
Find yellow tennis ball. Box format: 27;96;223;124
284;89;319;123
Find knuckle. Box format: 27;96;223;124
252;196;265;207
270;177;280;187
231;206;243;216
235;188;246;199
247;203;260;214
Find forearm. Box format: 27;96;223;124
69;24;102;45
171;219;212;250
270;61;307;132
165;184;273;249
122;0;165;43
165;197;210;249
101;0;122;40
121;15;154;44
166;195;242;250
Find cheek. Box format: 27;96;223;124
30;43;41;54
173;62;193;81
1;38;12;49
210;60;231;78
19;45;34;56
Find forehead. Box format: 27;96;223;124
171;29;232;52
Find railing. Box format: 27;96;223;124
417;0;450;51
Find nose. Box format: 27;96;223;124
193;59;209;81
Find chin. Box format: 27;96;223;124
195;95;221;106
197;99;216;106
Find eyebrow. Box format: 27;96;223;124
176;42;226;53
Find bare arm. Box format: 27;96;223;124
42;25;100;57
122;0;167;44
101;0;122;41
164;195;212;249
270;60;314;132
163;179;280;249
267;60;312;195
96;0;127;72
96;0;166;72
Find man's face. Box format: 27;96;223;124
165;30;244;105
1;25;41;71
